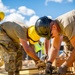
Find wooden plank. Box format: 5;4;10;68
0;69;75;75
20;67;38;71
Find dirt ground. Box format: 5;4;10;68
0;60;75;75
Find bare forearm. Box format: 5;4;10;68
24;46;40;61
48;47;59;63
48;36;62;63
64;48;75;67
44;39;50;55
20;39;40;61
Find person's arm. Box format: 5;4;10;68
48;35;63;63
19;38;40;61
64;36;75;67
44;38;50;55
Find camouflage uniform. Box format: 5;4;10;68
0;28;22;72
63;36;74;55
0;22;26;75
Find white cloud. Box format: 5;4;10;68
18;6;35;16
45;0;62;5
45;0;73;5
0;0;52;27
47;16;52;19
26;16;52;27
67;0;73;2
29;15;39;25
0;0;37;27
5;14;39;27
9;9;16;13
0;0;9;12
5;13;25;23
26;15;39;27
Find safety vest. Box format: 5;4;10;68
28;26;40;44
41;43;45;54
34;43;42;53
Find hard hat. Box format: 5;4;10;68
0;11;5;21
28;26;40;44
35;16;52;39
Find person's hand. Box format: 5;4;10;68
35;60;46;69
58;65;68;74
45;61;55;74
40;54;48;62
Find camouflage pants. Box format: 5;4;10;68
0;42;23;72
0;27;23;72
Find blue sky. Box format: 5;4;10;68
0;0;75;26
0;0;75;43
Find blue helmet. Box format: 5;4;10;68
35;16;52;39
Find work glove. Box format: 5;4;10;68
35;60;46;69
58;65;68;75
40;54;48;62
45;61;55;74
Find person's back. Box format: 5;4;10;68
1;21;27;43
56;10;75;40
